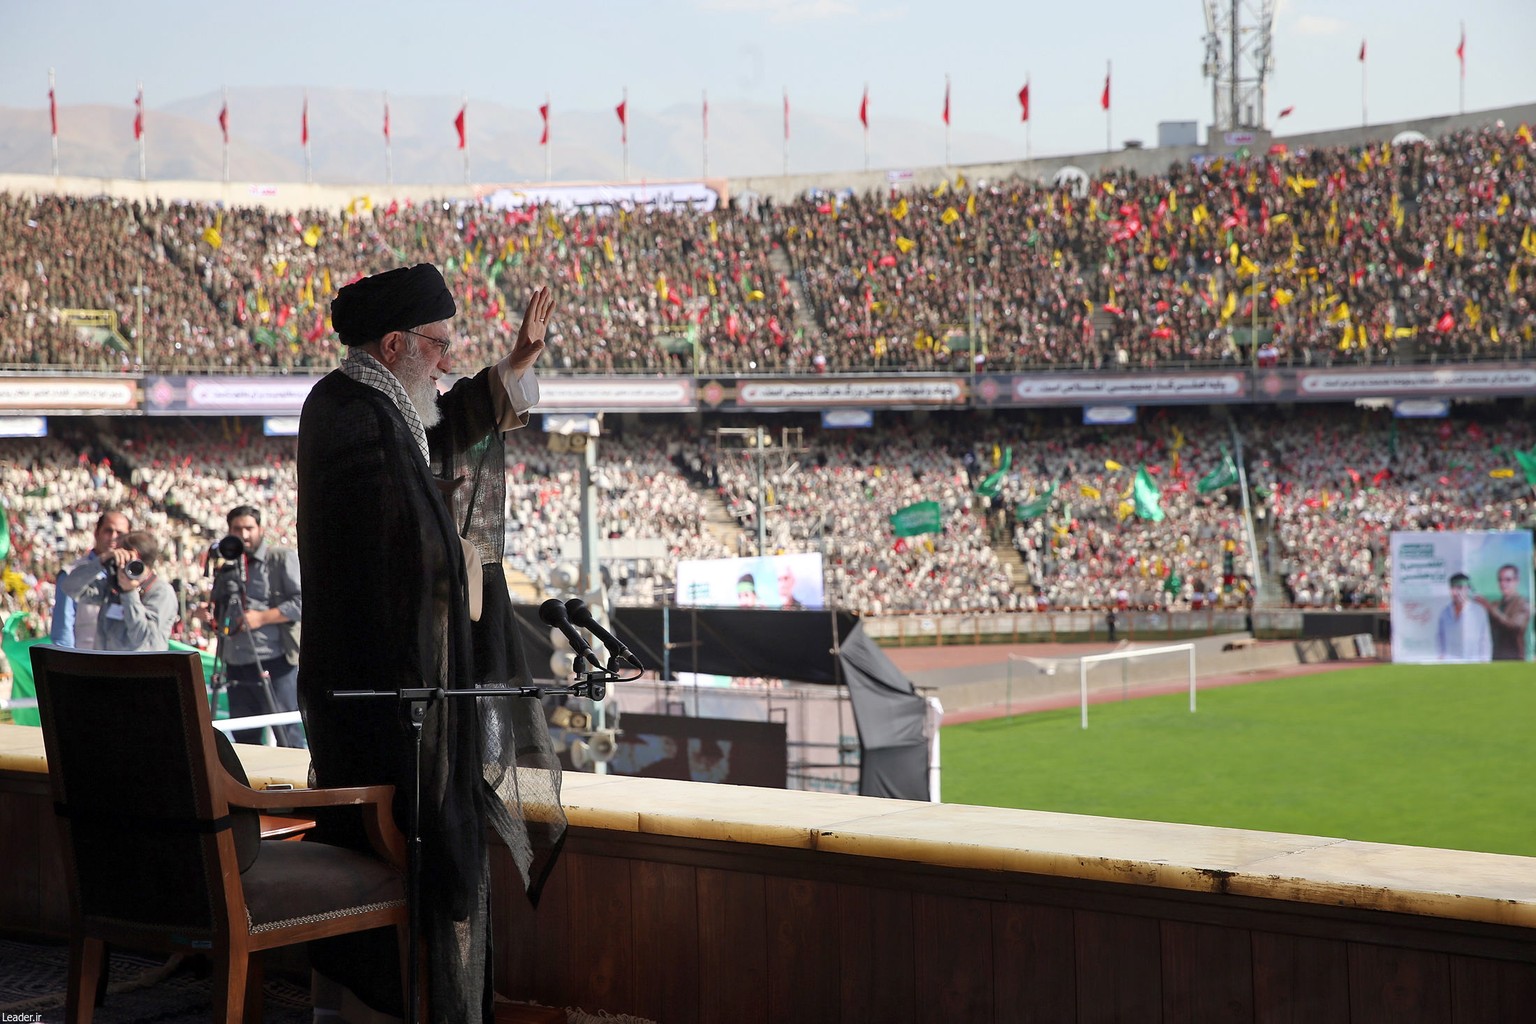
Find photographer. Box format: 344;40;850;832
208;505;304;747
57;530;177;652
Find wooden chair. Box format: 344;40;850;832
29;646;409;1024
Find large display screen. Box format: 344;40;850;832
1390;530;1534;663
675;552;825;610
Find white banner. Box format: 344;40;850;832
1010;373;1244;403
1390;531;1533;663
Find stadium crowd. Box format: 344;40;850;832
2;123;1534;374
2;408;1535;658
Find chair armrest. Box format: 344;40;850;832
221;773;408;870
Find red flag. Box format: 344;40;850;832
859;87;868;129
383;98;390;142
1456;27;1465;76
783;91;790;140
218;101;228;143
453;105;466;149
133;88;143;141
49;87;57;138
942;78;950;126
1435;311;1455;333
1278;105;1295;118
539;102;549;145
301;97;309;146
1358;39;1366;62
616;98;627;143
1100;71;1110;111
1018;83;1030;122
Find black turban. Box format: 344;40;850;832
330;264;457;344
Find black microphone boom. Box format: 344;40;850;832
539;598;598;672
564;599;641;670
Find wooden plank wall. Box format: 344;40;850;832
4;777;1535;1022
491;829;1536;1024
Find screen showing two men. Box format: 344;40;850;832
675;553;825;610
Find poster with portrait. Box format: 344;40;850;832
1390;531;1534;664
675;552;825;610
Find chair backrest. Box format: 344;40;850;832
29;646;237;943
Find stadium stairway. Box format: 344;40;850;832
990;538;1030;599
1250;511;1287;608
767;247;820;342
698;489;747;552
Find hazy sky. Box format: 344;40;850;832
3;0;1534;162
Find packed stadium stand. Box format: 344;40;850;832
2;118;1535;643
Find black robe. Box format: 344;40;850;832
297;367;563;1021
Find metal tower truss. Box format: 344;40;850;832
1203;0;1276;134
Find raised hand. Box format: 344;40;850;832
509;287;555;376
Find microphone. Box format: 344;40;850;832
565;599;641;670
539;598;597;672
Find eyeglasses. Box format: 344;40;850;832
404;328;452;358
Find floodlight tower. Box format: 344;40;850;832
1202;0;1276;134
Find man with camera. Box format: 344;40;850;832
56;529;177;651
50;509;131;649
208;505;304;747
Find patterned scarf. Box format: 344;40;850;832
340;347;429;463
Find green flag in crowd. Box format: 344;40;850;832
1196;447;1240;494
1515;448;1536;486
975;447;1012;498
1014;485;1056;521
889;501;944;538
1134;466;1166;522
0;504;9;561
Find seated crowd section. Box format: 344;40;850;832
3;408;1534;641
1;123;1534;374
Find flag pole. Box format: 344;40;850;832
622;86;629;182
863;80;870;172
1105;60;1112;153
49;68;59;177
303;89;312;184
545;92;552;183
1025;74;1032;165
702;88;708;179
384;91;393;186
944;73;951;169
1360;42;1368;128
1458;22;1465;115
782;86;789;177
138;82;146;182
462;92;470;185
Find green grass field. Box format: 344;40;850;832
941;662;1536;857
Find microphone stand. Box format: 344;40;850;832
329;663;619;1024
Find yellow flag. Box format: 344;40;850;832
1102;182;1116;195
1509;264;1520;294
954;172;967;191
1273;288;1294;307
1328;302;1351;324
709;220;719;243
1105;460;1123;472
273;258;288;278
1269;213;1289;225
891;197;909;221
941;207;961;225
1171;425;1186;451
1117;501;1135;521
1221;291;1237;321
1079;485;1101;500
602;237;616;263
300;225;322;248
895;236;917;254
321;268;332;297
1491;468;1517;479
655;275;669;302
965;193;976;217
931;179;949;199
747;289;766;301
1497;194;1512;217
202;212;224;249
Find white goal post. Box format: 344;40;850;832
1079;642;1196;729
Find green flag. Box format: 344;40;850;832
1134;467;1165;522
1515;448;1536;486
890;501;943;538
251;326;282;349
1196;448;1240;494
975;448;1012;499
1014;485;1056;521
0;504;8;560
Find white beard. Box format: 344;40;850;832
396;343;443;429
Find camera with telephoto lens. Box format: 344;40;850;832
214;535;246;561
108;556;146;593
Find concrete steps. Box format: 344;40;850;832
767;247;821;341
